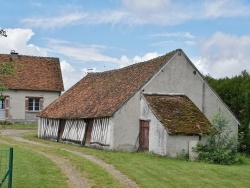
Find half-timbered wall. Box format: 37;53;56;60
62;119;86;144
38;118;59;140
90;117;110;146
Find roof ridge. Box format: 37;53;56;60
90;49;179;75
0;53;58;59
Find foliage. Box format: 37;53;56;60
205;70;250;153
0;61;15;95
194;110;241;165
25;134;250;187
0;143;67;188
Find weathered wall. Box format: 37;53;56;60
166;135;201;157
140;98;168;155
112;92;141;151
142;52;239;134
3;90;60;124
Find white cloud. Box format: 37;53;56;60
193;32;250;78
119;52;160;68
0;28;47;56
45;39;118;63
122;0;171;14
21;12;88;28
149;32;195;39
201;0;250;18
60;60;93;90
20;0;250;28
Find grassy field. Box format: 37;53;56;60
25;133;250;188
0;143;67;188
1;125;250;187
0;123;37;130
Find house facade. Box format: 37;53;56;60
0;51;64;124
38;49;239;157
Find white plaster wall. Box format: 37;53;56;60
140;98;168;155
142;52;239;135
167;135;203;157
112;92;141;151
3;90;60;122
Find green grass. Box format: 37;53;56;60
0;143;67;188
1;136;124;188
25;133;250;188
0;123;37;130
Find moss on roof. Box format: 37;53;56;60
144;94;211;135
0;54;64;91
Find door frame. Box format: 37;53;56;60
139;119;150;151
83;119;94;145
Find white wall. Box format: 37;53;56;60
142;52;239;134
3;89;60;123
112;92;141;151
140;98;168;155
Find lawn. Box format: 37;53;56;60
24;133;250;188
1;124;250;188
0;143;67;188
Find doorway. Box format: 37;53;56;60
139;120;149;151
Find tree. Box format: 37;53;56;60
194;110;240;165
0;29;7;37
205;70;250;153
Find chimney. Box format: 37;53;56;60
10;50;19;61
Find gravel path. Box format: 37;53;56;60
0;129;90;188
0;129;138;188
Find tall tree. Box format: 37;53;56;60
205;70;250;153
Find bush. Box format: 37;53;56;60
194;110;242;165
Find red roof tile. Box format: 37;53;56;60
143;94;211;135
38;49;178;119
0;53;64;91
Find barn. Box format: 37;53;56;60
38;49;239;157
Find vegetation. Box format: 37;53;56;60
0;61;15;96
0;123;37;130
0;143;67;188
195;110;240;165
205;70;250;153
24;133;250;188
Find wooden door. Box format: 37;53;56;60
57;119;66;142
84;119;94;145
139;120;149;151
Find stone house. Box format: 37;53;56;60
38;49;239;157
0;51;64;124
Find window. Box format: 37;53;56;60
0;99;4;109
28;98;40;111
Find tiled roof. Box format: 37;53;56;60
143;94;211;135
0;53;64;91
38;49;178;119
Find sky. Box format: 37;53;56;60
1;0;250;90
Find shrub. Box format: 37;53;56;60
194;110;242;165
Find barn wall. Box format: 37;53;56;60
166;135;205;157
112;92;141;151
142;52;239;135
38;118;60;140
140;98;168;155
3;90;60;124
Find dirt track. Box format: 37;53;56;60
0;129;138;188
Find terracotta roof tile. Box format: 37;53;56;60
143;94;211;135
0;53;64;91
38;49;178;119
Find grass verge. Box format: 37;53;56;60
1;136;124;188
0;143;67;188
0;123;37;130
25;133;250;188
